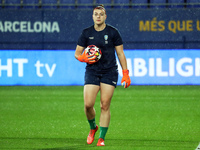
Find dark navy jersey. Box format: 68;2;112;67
77;24;123;72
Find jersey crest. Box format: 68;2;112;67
104;35;108;44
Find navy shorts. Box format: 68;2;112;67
84;68;118;88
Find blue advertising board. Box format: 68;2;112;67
0;50;85;85
0;50;200;85
118;50;200;85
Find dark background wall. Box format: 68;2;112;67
0;8;200;50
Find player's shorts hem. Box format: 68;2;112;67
84;82;117;88
84;83;100;86
84;68;118;88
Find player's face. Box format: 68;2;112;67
93;9;107;25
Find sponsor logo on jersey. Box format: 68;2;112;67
104;35;108;44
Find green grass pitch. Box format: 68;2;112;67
0;86;199;150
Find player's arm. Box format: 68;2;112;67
75;45;97;64
115;44;131;88
75;45;84;60
115;44;127;70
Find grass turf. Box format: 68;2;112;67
0;86;199;150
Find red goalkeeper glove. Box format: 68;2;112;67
121;69;131;88
78;51;97;64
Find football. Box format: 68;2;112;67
85;45;102;61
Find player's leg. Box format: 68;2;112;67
99;83;115;126
97;83;115;146
84;84;100;144
84;84;100;120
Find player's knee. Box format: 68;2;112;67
84;103;94;110
100;101;110;111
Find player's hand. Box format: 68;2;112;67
78;51;97;64
121;69;131;88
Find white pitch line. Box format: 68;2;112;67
195;143;200;150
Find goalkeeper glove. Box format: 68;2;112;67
121;69;131;88
78;51;97;64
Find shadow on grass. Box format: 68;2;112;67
0;137;197;150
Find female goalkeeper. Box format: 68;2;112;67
74;4;131;146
